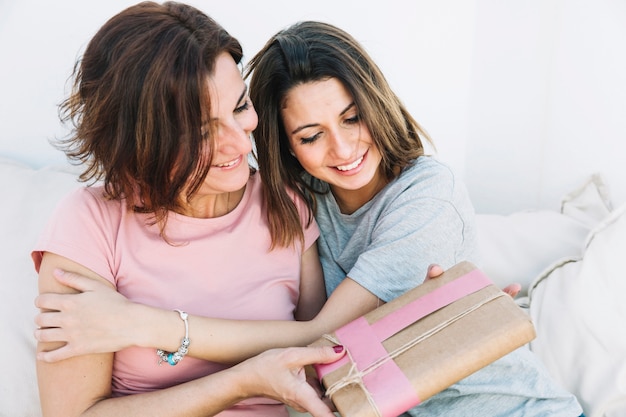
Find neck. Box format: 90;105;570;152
179;187;245;218
331;171;389;215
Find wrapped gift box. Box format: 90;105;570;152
311;261;535;417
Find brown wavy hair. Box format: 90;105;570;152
246;21;432;248
58;1;243;234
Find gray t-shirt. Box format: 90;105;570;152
314;156;582;416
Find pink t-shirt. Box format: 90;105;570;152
32;172;319;416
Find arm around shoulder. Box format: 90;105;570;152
36;252;114;416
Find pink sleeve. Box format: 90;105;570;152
31;187;120;287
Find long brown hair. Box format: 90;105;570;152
247;21;432;248
58;1;243;234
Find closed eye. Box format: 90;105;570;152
234;85;250;114
344;114;360;125
235;99;250;114
300;132;321;145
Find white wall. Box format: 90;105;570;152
1;0;624;214
466;0;626;213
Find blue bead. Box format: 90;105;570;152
167;353;176;366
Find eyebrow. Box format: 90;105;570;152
290;101;356;135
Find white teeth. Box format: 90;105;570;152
336;156;363;171
216;158;238;168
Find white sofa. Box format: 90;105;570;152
2;157;625;417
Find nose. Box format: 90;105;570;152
327;128;355;159
215;121;253;154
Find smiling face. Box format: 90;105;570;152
196;52;258;196
281;77;385;212
178;52;258;217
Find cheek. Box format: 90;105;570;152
293;148;321;172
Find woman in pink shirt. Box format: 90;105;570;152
32;2;345;416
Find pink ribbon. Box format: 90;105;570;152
315;268;492;417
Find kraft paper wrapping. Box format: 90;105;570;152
311;261;536;417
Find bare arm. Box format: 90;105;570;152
37;252;114;416
36;252;344;417
35;272;376;364
83;346;345;417
35;264;450;364
294;243;327;321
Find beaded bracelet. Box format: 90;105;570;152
156;309;190;366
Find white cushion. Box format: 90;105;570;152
0;158;81;416
476;210;589;296
528;202;626;417
475;174;610;296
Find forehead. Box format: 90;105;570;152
281;78;353;118
206;52;245;114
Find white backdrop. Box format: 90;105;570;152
1;0;624;214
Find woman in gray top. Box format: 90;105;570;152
247;20;583;417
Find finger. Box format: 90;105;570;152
34;293;73;312
305;374;325;398
425;264;444;281
34;309;63;328
34;293;55;310
503;283;521;298
52;269;104;292
321;393;336;411
36;345;75;363
292;389;335;417
34;327;68;343
298;345;345;366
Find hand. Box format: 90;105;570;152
425;264;521;298
34;269;137;362
236;345;345;417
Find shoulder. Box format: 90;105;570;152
401;156;456;186
54;186;126;226
385;157;453;198
377;157;475;223
57;185;110;210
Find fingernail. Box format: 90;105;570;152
333;345;344;353
53;268;64;276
